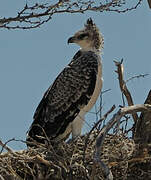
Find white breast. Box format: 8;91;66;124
57;55;103;140
71;55;103;138
82;56;103;113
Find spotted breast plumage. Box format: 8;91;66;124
26;18;104;147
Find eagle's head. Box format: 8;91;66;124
68;18;104;52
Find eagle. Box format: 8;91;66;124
26;18;104;147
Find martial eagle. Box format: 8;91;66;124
26;18;104;147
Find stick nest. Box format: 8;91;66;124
0;131;151;180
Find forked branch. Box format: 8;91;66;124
114;60;138;123
94;104;151;180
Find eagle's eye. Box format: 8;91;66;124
77;33;89;40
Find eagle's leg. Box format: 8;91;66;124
71;112;85;139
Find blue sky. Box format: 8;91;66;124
0;1;151;150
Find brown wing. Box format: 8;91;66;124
26;50;98;145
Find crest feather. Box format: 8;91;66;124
85;18;95;29
87;18;93;25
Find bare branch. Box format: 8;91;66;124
114;60;138;124
83;105;116;164
0;139;16;155
134;90;151;145
148;0;151;8
0;0;143;29
94;104;151;180
125;73;149;84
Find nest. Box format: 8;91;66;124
0;131;151;180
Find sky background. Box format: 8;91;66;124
0;1;151;150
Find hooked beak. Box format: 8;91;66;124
67;36;76;44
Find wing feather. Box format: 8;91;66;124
27;50;99;145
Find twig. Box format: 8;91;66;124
0;0;143;29
32;155;51;166
99;89;111;120
0;139;15;154
101;89;112;94
94;104;151;180
125;74;149;84
108;155;151;168
123;115;130;133
83;105;116;164
0;175;5;180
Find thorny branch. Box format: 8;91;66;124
0;0;143;29
94;104;151;180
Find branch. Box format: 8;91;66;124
0;139;16;156
125;73;149;84
114;60;138;124
83;105;116;164
148;0;151;8
94;104;151;180
134;90;151;145
0;0;143;29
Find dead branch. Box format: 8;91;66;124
0;175;5;180
134;90;151;146
0;102;151;179
0;139;15;155
32;155;51;166
114;60;138;124
0;0;143;29
0;132;136;180
94;104;151;180
83;105;116;164
148;0;151;8
125;73;149;84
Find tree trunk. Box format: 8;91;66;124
134;90;151;154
